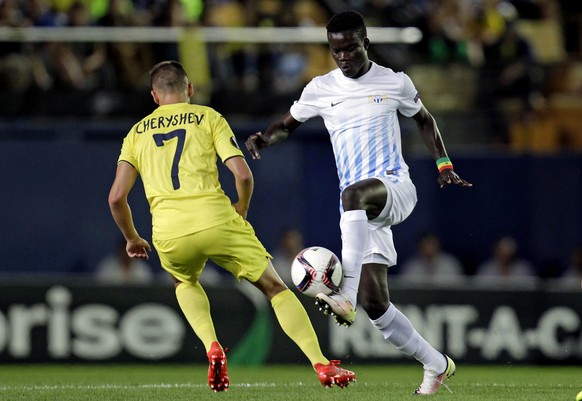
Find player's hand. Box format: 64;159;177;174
245;132;270;160
126;237;151;260
438;169;472;189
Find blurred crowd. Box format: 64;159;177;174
265;228;582;291
397;233;582;289
94;226;582;289
1;0;582;148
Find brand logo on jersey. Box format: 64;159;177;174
414;92;420;103
331;100;345;107
368;95;388;104
230;137;240;150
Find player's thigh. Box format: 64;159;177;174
209;217;272;283
154;234;208;285
371;175;417;227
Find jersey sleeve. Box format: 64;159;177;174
212;112;244;163
117;130;138;169
290;80;320;122
397;73;423;117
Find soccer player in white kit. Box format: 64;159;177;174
246;10;472;395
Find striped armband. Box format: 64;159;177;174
436;157;453;172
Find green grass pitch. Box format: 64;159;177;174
0;364;579;401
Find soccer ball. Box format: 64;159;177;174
291;246;343;298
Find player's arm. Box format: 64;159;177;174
245;111;302;160
412;105;472;188
224;155;254;220
108;161;151;259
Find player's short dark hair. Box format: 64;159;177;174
326;10;367;39
149;60;188;92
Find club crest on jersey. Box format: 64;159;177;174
368;95;388;104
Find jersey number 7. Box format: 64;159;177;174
153;129;186;190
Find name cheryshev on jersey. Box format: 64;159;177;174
136;112;205;134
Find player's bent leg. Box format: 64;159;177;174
315;290;356;327
337;209;369;307
370;304;453;394
414;355;456;395
207;341;229;392
253;261;356;388
271;289;327;364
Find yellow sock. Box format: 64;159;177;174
271;289;329;367
176;282;218;353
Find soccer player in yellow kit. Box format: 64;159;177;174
108;61;355;392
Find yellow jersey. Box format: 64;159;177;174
118;102;244;240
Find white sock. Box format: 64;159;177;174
339;209;368;307
371;304;446;373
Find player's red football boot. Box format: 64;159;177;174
207;341;229;392
314;360;356;388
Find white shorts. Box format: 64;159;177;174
362;175;417;267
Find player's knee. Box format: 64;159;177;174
264;281;288;300
341;186;364;211
253;274;288;300
342;181;387;218
360;297;390;320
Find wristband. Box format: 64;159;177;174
436;157;453;172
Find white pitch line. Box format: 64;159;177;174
0;382;312;391
2;382;577;391
471;383;577;389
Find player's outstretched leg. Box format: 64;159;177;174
414;355;456;395
315;289;356;327
270;289;356;388
314;360;356;388
207;341;229;392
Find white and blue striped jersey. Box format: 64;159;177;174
290;62;422;193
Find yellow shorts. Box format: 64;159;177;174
154;216;271;285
